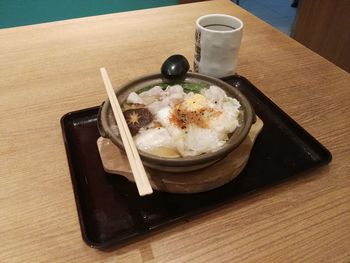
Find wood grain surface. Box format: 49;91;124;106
0;0;350;262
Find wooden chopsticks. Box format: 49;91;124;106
100;67;153;196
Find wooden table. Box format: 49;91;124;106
1;0;349;262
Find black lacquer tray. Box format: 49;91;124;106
61;75;331;249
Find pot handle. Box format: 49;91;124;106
252;109;257;124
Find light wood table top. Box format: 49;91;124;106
1;0;350;262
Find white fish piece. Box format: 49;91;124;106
210;97;241;134
169;93;183;105
155;106;171;126
166;85;185;106
184;91;195;99
139;86;166;105
175;125;226;157
148;98;170;115
126;92;144;105
166;84;183;95
134;127;173;151
201;85;227;104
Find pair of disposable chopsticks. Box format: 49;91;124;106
100;67;153;196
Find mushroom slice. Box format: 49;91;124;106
123;108;153;135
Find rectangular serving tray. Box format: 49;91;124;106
61;75;332;249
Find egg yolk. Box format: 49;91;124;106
170;94;221;129
182;94;208;111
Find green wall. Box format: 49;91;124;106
0;0;178;28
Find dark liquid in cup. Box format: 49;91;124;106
204;24;236;31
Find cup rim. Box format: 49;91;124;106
196;14;243;33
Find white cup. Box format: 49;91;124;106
194;14;243;78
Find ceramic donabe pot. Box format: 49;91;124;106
98;72;255;173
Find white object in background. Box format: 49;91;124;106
194;14;243;78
